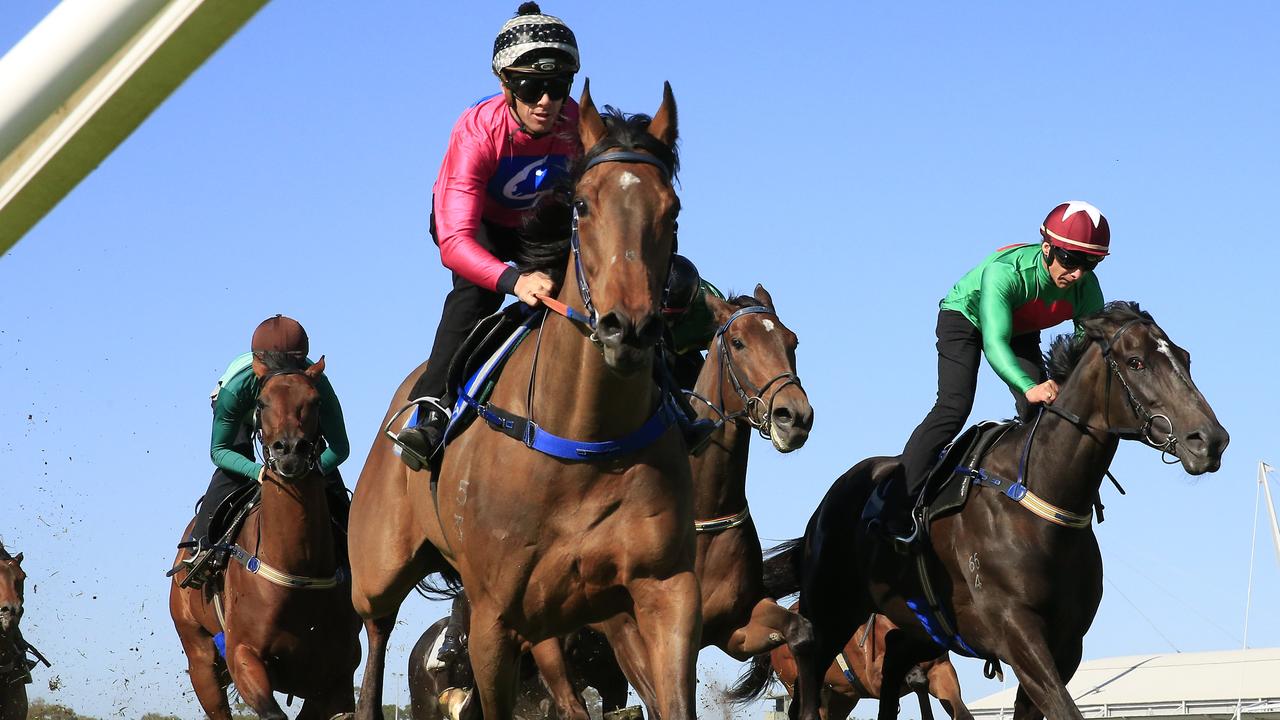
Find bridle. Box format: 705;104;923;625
1043;317;1180;463
254;369;323;480
554;149;675;336
687;305;804;441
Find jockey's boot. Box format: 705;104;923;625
672;390;718;454
867;481;918;551
396;403;448;471
170;536;215;589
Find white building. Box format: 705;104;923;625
969;648;1280;719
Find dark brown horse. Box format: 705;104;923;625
776;302;1228;720
348;82;699;720
761;610;970;720
0;542;46;720
530;286;820;720
170;358;362;720
408;618;628;720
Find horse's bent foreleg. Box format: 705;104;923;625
356;611;399;720
627;572;701;720
530;638;591;720
172;612;231;720
229;644;287;720
724;598;821;720
466;604;522;720
926;659;972;720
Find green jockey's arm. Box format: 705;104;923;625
977;263;1042;394
313;374;350;476
209;365;351;481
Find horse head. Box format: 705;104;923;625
257;357;327;480
704;285;814;452
571;80;680;374
1058;301;1229;474
0;545;24;637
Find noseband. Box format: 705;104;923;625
564;150;676;335
254;369;323;480
687;305;803;440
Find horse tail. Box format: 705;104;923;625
762;537;805;599
413;565;464;601
725;652;776;706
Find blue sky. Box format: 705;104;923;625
2;1;1279;717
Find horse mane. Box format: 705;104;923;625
725;293;764;309
1046;300;1153;382
518;106;682;281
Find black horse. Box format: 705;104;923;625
754;302;1228;720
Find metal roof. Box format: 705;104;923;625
969;648;1280;718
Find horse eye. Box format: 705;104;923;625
731;338;746;350
573;199;589;217
1127;357;1145;371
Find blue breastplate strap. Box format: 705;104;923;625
905;598;983;658
457;390;681;461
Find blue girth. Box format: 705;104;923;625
458;389;681;461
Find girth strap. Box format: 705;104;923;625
834;651;872;697
959;466;1093;529
458;390;682;462
227;544;346;590
694;506;750;534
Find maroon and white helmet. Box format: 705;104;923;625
1040;201;1110;256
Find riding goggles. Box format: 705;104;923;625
1051;246;1103;272
504;72;574;104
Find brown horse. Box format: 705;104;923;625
0;542;46;720
169;357;362;720
764;611;970;720
348;82;699;720
771;302;1229;720
408;618;628;720
530;287;820;720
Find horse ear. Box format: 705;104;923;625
12;553;21;564
578;78;606;151
753;284;776;312
648;81;678;148
306;355;326;378
704;289;733;326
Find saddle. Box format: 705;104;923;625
441;303;539;447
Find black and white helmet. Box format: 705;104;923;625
492;2;579;76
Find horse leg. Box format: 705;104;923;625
598;615;658;715
229;644;287;719
1002;616;1083;720
794;599;861;720
356;611;399;720
530;638;591;720
873;630;915;720
596;650;632;716
915;689;935;720
171;599;232;720
824;689;857;720
625;573;701;720
723;598;821;720
926;661;972;720
465;604;522;720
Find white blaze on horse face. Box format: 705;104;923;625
762;319;776;333
618;171;641;190
1155;337;1194;387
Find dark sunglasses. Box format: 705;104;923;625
1051;246;1102;272
504;73;573;104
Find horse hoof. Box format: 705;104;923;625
604;706;644;720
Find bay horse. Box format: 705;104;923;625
529;287;820;720
778;302;1229;720
408;619;627;720
1;542;47;720
169;357;362;720
748;610;970;720
348;81;699;720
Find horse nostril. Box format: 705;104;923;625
634;313;664;346
272;440;287;453
772;407;794;427
597;312;627;341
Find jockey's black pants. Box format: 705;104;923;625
899;309;1046;498
409;212;522;404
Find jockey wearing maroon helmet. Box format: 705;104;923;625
876;201;1110;544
